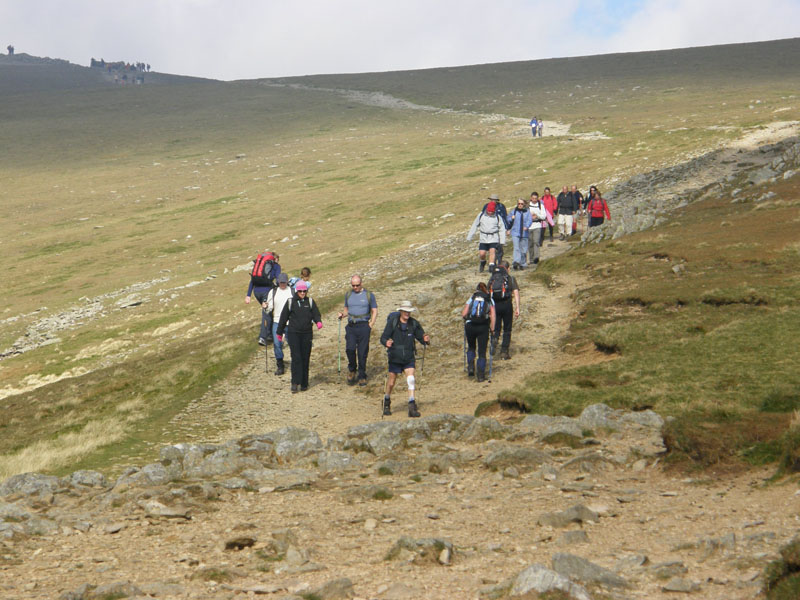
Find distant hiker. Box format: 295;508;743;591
276;281;322;393
541;187;557;242
508;198;533;270
556;186;579;240
468;196;507;273
462;282;496;382
538;120;544;137
265;273;293;376
528;191;549;265
380;300;430;418
586;186;611;228
338;275;378;386
245;250;281;345
488;261;520;360
530;117;538;138
6;45;14;56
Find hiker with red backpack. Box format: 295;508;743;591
462;282;496;382
488;261;521;360
245;250;281;346
380;300;430;418
276;281;322;393
585;186;611;228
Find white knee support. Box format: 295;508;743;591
406;375;416;391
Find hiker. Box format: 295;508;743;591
462;282;496;382
380;300;430;418
571;185;585;235
276;281;322;393
528;191;549;265
467;197;507;273
265;273;293;375
586;186;611;228
290;266;312;292
508;198;533;270
338;275;378;386
538;120;544;137
541;187;557;242
488;261;520;360
530;117;538;138
245;250;281;345
556;186;579;240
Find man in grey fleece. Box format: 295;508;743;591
467;199;507;273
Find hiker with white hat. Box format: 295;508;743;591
467;194;508;273
379;300;430;418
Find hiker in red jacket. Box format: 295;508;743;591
586;186;611;228
540;187;557;242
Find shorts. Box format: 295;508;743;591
478;242;500;251
388;361;415;374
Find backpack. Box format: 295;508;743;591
344;288;373;320
489;267;512;301
251;252;276;287
386;311;418;338
467;292;491;324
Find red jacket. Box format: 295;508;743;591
587;196;610;219
541;194;557;217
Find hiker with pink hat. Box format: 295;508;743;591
276;279;323;393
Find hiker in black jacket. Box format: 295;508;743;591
276;281;322;393
556;186;579;240
379;300;430;418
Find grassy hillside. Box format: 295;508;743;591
1;40;799;478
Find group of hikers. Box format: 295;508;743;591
468;187;610;271
244;188;608;418
529;117;544;137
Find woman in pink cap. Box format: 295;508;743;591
276;280;322;393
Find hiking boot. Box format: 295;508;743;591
500;348;511;360
358;377;367;387
467;359;475;377
488;263;496;273
258;337;267;346
382;395;392;416
300;386;309;392
479;260;486;273
291;384;299;394
408;400;421;418
512;262;519;271
274;359;285;376
347;371;357;386
476;369;486;382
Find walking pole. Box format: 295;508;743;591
488;334;494;383
463;328;467;373
337;318;342;375
417;343;427;392
263;307;269;374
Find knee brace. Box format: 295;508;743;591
406;375;416;391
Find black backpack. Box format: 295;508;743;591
489;267;512;301
251;253;276;287
467;292;491;323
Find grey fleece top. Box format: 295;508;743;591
467;212;507;245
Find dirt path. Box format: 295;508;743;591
169;238;580;444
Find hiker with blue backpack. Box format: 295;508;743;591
462;282;496;382
467;196;508;273
380;300;430;418
244;250;281;346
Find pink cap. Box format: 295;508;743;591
295;280;308;291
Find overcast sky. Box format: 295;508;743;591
1;0;798;80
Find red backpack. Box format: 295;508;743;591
250;252;276;287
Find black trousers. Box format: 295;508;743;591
254;289;272;341
287;331;313;388
465;321;490;370
589;216;605;228
345;321;371;379
493;299;514;350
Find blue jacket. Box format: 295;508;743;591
508;207;533;238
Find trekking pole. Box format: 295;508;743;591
463;329;467;373
417;343;427;392
488;335;494;383
263;307;269;374
337;318;342;375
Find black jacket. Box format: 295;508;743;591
557;192;579;215
380;312;426;365
277;295;321;335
